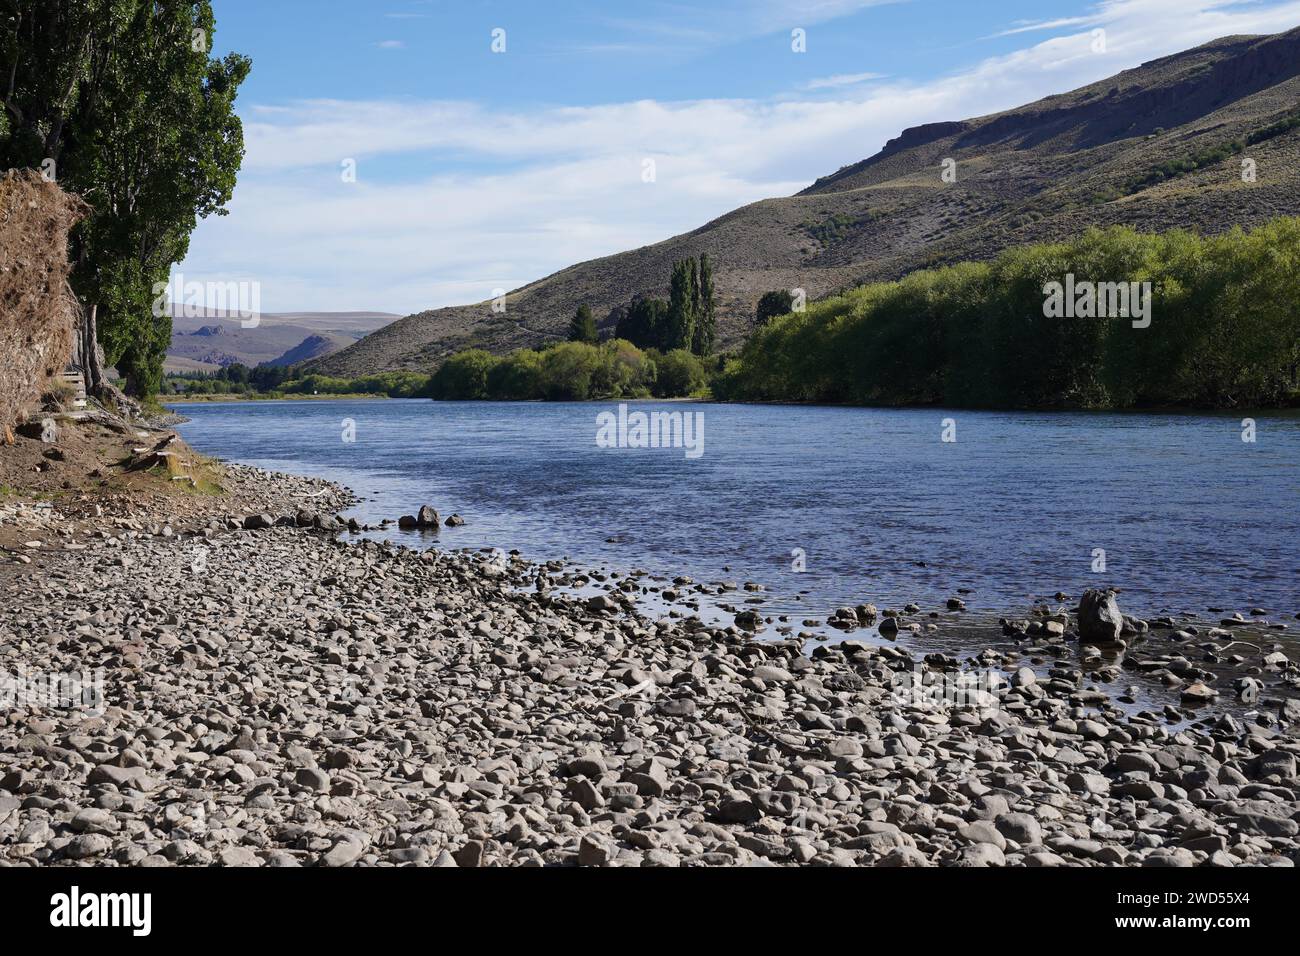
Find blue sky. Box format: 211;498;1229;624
182;0;1300;313
215;0;1079;113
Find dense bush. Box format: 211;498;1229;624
1128;140;1245;193
1126;111;1299;195
754;290;796;328
161;373;254;396
716;219;1300;409
426;339;705;401
283;371;429;397
486;349;543;399
1248;111;1300;144
421;350;497;400
651;349;708;397
162;368;429;398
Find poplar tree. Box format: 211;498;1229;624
666;257;697;352
692;253;715;355
0;0;250;398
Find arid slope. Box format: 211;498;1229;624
309;28;1300;376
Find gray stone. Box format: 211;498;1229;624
1078;589;1124;643
995;812;1043;846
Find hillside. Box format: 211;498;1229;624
262;333;348;367
308;27;1300;377
166;311;399;373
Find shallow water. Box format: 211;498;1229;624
172;399;1299;623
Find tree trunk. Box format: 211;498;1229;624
80;301;106;399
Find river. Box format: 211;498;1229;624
172;399;1299;626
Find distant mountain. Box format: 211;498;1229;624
263;333;346;367
165;310;400;373
306;27;1300;377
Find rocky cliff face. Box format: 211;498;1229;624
0;169;87;436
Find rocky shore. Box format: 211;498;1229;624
1;466;1298;868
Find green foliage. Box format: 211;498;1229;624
161;367;428;398
223;363;251;385
615;295;669;350
425;350;497;400
568;304;598;343
293;371;427;398
666;257;697;352
1247;110;1300;145
1128;140;1244;193
161;374;253;397
611;255;715;355
755;290;796;328
0;0;250;399
486;349;543;399
652;349;708;397
693;253;716;356
717;219;1300;410
801;212;858;246
250;364;293;391
426;340;703;401
591;339;656;399
1125;111;1299;197
535;341;604;400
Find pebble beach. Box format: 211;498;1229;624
2;463;1298;868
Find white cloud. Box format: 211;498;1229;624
993;16;1103;37
597;0;907;50
181;0;1300;314
802;71;888;90
375;39;405;49
734;0;911;35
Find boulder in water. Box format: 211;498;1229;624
1077;588;1124;644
